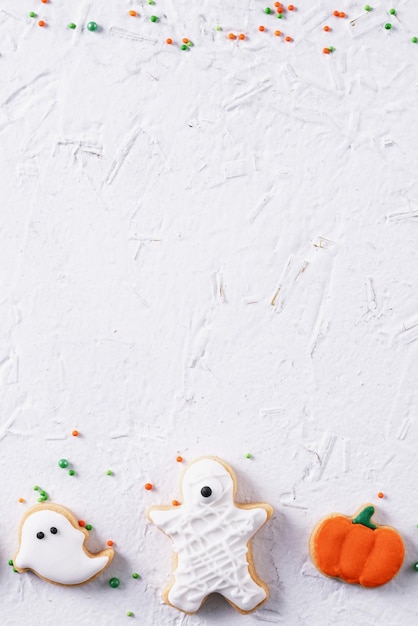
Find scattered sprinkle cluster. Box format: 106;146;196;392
33;485;48;503
58;458;75;476
25;2;418;52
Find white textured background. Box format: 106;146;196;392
1;0;418;624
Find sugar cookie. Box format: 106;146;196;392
14;503;114;585
309;503;404;587
147;456;273;614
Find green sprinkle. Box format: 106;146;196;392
277;13;283;18
39;490;47;497
13;568;18;573
106;470;113;476
215;25;222;31
414;562;418;571
187;41;193;46
29;11;37;18
132;572;140;579
265;7;272;14
86;524;93;531
328;45;335;52
127;612;134;617
148;0;155;4
246;453;252;459
37;497;46;502
384;23;392;29
412;36;418;43
109;577;120;588
33;485;39;491
58;459;69;469
181;44;188;50
364;4;372;10
68;23;76;29
150;15;158;22
68;469;75;476
8;559;13;566
389;8;396;15
87;21;98;31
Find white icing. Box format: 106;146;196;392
14;509;110;585
149;458;270;613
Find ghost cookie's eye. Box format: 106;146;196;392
50;527;58;534
36;531;45;539
201;486;212;497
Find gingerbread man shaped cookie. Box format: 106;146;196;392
147;456;273;614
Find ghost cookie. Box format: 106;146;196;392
13;503;114;585
147;456;273;614
309;504;405;587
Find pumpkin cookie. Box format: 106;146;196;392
309;504;404;587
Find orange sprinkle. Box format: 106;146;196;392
323;25;330;32
228;33;237;40
333;10;340;16
129;10;137;17
38;20;46;27
182;37;189;44
144;483;153;491
274;1;281;5
72;430;79;437
288;4;295;10
176;456;183;462
238;33;245;40
172;500;181;506
339;11;346;18
259;25;265;31
78;520;86;527
107;540;114;546
378;492;384;499
274;30;281;36
18;498;25;503
277;7;284;12
41;0;48;3
323;47;330;54
285;35;292;41
166;38;173;44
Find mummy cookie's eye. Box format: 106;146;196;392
196;477;223;504
50;527;58;534
36;531;45;539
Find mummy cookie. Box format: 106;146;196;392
14;503;114;585
309;504;405;588
147;456;273;614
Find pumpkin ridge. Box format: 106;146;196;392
359;528;405;587
359;536;381;586
335;523;353;579
337;523;375;584
347;523;376;580
313;515;352;577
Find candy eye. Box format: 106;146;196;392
196;477;223;503
50;527;58;535
188;476;224;505
201;486;212;498
36;531;45;539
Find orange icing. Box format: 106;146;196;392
360;529;405;587
313;514;404;587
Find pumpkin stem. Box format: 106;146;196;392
352;505;377;530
